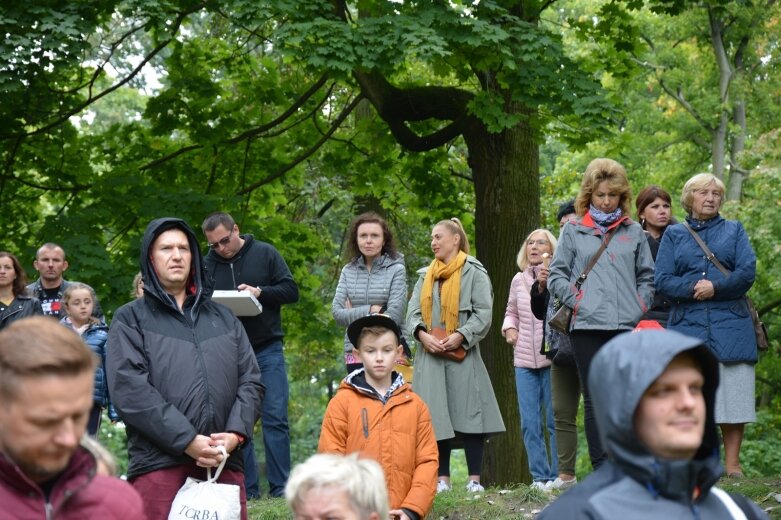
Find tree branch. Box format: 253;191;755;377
658;78;714;133
353;70;474;152
17;4;204;139
237;95;363;195
226;74;329;144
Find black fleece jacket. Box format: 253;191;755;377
204;234;299;351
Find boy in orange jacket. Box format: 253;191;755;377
318;314;438;520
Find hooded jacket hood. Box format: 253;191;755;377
140;218;210;314
589;329;722;500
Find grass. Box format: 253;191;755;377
247;476;781;519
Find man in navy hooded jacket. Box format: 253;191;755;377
107;218;263;520
539;329;767;519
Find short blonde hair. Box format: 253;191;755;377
516;229;558;271
575;158;632;217
286;453;389;519
680;173;725;215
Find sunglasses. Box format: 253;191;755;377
208;229;233;249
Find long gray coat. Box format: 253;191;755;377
407;256;505;441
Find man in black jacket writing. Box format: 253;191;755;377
203;211;299;499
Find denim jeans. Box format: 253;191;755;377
515;366;557;481
242;340;290;498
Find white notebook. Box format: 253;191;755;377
211;290;263;317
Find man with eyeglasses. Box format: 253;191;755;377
202;211;299;500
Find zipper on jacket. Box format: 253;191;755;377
361;408;369;438
192;326;217;433
229;263;238;289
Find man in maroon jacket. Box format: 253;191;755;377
0;316;145;519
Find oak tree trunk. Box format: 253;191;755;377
464;110;539;486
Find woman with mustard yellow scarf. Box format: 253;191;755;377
407;218;505;495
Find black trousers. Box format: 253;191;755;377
570;329;623;470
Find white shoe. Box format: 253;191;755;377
465;480;485;493
547;476;577;490
530;481;548;492
436;479;451;494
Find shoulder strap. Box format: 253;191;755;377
575;228;617;289
683;222;731;277
709;487;751;520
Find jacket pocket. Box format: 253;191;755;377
728;300;749;319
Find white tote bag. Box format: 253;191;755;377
168;446;241;520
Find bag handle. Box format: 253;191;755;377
575;228;617;289
683;222;731;277
207;445;229;483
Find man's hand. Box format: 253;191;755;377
184;434;225;468
505;328;519;345
237;283;261;299
210;432;241;454
389;510;411;520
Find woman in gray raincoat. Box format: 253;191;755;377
407;218;505;495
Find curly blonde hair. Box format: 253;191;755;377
575;158;632;217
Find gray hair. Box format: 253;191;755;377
285;453;389;519
680;173;725;215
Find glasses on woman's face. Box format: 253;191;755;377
527;239;549;247
208;229;233;249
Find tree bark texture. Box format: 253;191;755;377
466;109;540;486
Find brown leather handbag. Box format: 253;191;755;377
429;327;467;362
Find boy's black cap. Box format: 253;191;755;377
347;313;402;347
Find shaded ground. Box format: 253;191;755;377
249;476;781;519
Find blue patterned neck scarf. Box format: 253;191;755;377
589;204;623;235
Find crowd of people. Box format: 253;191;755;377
0;158;768;519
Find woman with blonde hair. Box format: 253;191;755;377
548;158;655;469
655;173;757;477
407;218;504;494
502;228;558;488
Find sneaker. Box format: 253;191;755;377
465;480;485;493
530;481;548;492
546;476;577;490
436;479;452;494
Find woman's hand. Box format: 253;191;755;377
418;331;443;354
505;328;519;345
420;330;465;353
441;332;465;352
693;279;715;300
344;297;352;309
537;266;549;292
369;304;383;313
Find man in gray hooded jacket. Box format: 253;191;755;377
539;329;767;519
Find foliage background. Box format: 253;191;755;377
2;0;780;493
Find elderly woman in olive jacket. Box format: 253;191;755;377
407;218;504;494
